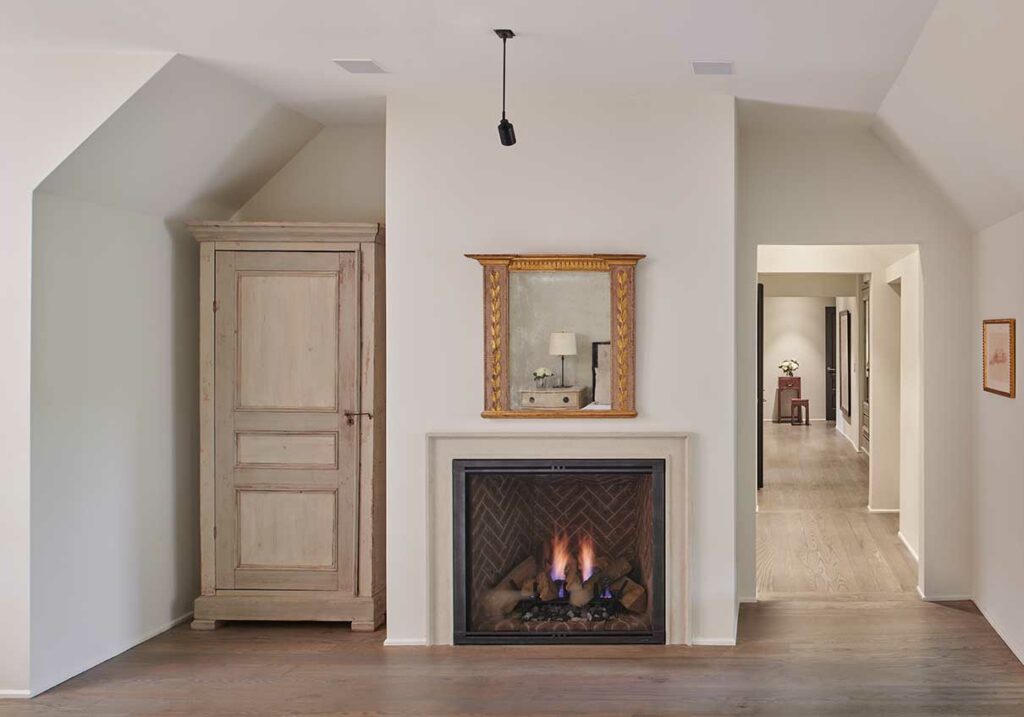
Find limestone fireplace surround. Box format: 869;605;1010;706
419;433;689;646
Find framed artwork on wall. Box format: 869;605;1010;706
839;310;851;417
983;318;1016;398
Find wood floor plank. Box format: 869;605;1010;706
4;602;1024;717
757;422;917;599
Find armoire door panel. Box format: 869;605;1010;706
232;412;339;432
215;250;359;593
237;489;337;569
235;271;339;411
232;569;339;591
236;432;339;469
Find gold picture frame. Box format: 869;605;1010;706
466;254;644;418
983;318;1016;398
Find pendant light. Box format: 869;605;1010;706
494;29;517;146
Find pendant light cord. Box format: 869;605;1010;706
501;36;507;120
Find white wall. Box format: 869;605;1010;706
234;124;385;223
0;50;172;697
760;273;858;298
28;55;319;696
386;90;737;644
738;101;971;602
886;252;923;559
762;297;833;421
972;209;1024;661
31;194;201;692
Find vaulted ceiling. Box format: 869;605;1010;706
37;56;320;220
875;0;1024;232
1;0;936;123
6;0;1021;233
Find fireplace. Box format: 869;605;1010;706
453;459;665;644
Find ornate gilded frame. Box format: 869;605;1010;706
466;254;644;418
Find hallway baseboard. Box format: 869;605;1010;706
973;600;1024;666
916;586;972;601
867;506;899;513
835;425;859;451
0;690;32;699
897;530;920;562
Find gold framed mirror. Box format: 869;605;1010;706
466;254;644;418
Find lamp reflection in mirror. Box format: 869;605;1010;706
549;331;577;388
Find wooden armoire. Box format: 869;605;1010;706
187;222;385;631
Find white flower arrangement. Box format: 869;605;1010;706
532;367;554;380
778;359;800;377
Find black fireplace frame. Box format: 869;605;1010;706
453;458;666;645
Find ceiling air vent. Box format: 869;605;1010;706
691;61;734;76
333;59;387;74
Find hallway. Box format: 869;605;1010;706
757;422;918;599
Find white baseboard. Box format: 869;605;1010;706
383;637;428;647
30;611;193;697
897;531;920;562
836;426;859;451
738;595;758;604
0;690;32;699
867;506;899;513
691;637;737;646
973;600;1024;666
916;586;973;602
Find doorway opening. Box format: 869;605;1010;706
755;246;922;601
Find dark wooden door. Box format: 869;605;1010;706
757;283;764;490
825;306;837;421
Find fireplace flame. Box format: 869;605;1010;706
579;534;596;582
549;532;571;581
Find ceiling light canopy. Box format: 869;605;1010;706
495;29;516;146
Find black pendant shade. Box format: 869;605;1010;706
495;29;516;146
498;118;516;146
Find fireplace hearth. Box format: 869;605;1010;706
453;459;665;644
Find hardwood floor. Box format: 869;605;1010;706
4;603;1024;716
757;421;918;599
4;423;1022;715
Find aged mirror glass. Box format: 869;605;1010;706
467;254;644;418
509;272;610;410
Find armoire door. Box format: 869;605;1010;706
214;251;359;592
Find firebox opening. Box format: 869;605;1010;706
453;459;665;645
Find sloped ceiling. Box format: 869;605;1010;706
3;0;937;124
37;55;321;220
875;0;1024;233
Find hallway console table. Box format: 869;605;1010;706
773;376;801;423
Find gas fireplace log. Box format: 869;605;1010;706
563;557;579;586
567;577;594;607
482;587;522;618
602;557;632;584
535;571;558;602
485;556;541;617
506;556;538;590
616;577;647;613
